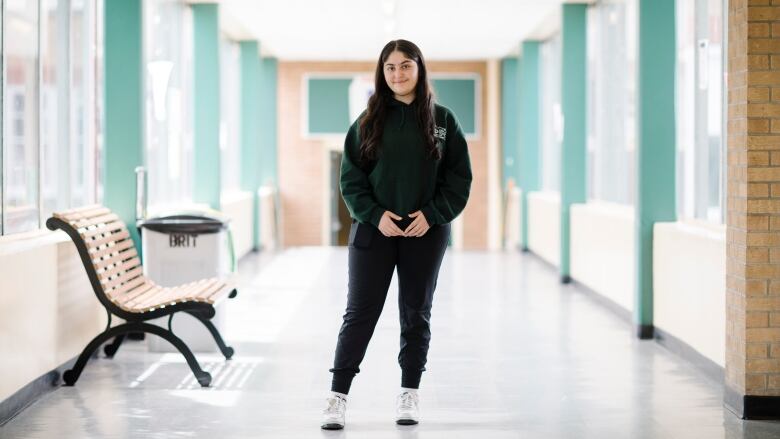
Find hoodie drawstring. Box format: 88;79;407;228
399;106;405;131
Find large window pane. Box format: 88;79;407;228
676;0;724;222
145;0;194;208
3;0;40;234
540;34;562;192
70;0;98;208
220;37;241;193
40;0;67;219
586;0;637;205
40;0;99;221
2;0;101;236
95;0;105;203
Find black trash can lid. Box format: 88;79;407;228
138;214;228;234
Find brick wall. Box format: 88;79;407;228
277;61;490;249
727;0;780;398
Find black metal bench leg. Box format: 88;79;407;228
137;323;212;387
103;334;125;358
185;311;235;360
64;322;212;387
63;324;138;386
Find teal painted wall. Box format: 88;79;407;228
635;0;677;336
501;57;520;186
192;3;221;209
259;57;278;187
304;77;478;137
518;41;541;250
103;0;143;247
431;78;477;135
308;78;351;134
258;57;278;249
560;4;588;280
240;41;261;249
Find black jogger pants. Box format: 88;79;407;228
329;219;451;394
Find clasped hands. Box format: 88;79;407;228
378;210;430;238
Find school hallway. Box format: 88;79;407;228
1;247;777;439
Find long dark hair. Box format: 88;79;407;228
358;39;441;164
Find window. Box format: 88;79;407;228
40;0;100;221
586;0;637;205
3;0;40;234
40;0;66;220
220;37;241;193
13;119;24;136
1;0;102;236
540;34;562;192
676;0;725;222
69;0;99;209
95;0;105;203
144;0;194;209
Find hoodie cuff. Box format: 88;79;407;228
369;207;385;228
420;205;438;226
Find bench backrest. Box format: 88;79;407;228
50;205;149;306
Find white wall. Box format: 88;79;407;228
654;221;726;367
259;186;279;251
527;191;560;267
221;191;255;259
570;202;635;312
0;233;105;402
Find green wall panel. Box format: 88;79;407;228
240;41;261;249
432;78;477;135
259;57;278;186
501;57;520;186
103;0;143;247
307;78;351;135
192;3;221;209
306;77;478;138
519;41;542;251
635;0;677;338
559;4;588;281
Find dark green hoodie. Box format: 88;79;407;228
340;99;472;227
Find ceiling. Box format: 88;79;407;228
219;0;570;61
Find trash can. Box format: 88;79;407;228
138;210;234;353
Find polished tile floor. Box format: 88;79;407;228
2;247;780;438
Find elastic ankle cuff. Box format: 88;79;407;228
331;373;354;394
401;370;422;389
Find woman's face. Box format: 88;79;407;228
383;50;419;99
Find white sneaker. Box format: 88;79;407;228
395;391;419;425
321;395;347;430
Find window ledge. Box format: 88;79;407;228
655;219;726;242
575;200;634;220
527;190;561;204
0;229;72;257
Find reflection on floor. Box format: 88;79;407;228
2;247;779;438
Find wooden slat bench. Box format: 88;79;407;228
47;204;238;387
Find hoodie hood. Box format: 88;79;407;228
389;97;415;130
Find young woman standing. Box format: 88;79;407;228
321;39;472;430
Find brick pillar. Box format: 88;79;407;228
725;0;780;419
